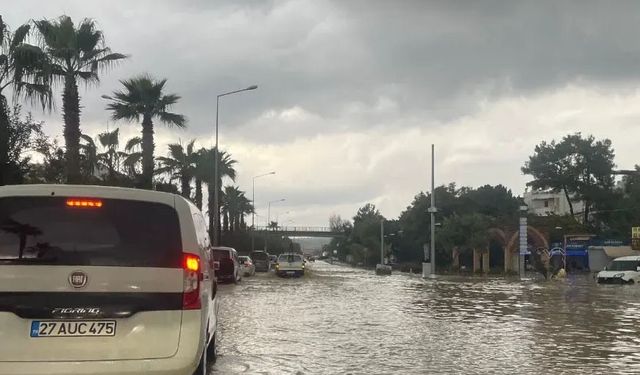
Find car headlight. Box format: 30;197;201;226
614;273;625;278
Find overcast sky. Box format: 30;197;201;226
2;0;640;226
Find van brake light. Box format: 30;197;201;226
66;199;103;208
183;253;202;310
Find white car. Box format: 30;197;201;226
597;256;640;285
0;184;218;375
275;253;305;277
238;256;256;276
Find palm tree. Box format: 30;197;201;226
123;136;142;180
221;186;254;232
238;194;254;230
192;150;205;210
0;16;50;185
197;147;236;238
157;140;197;199
34;16;126;184
222;186;243;232
104;74;185;189
95;128;124;182
79;133;98;179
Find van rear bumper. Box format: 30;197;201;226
0;355;198;375
0;310;206;375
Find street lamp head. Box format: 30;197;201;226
246;85;258;90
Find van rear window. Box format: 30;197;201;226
212;250;231;261
250;251;269;261
0;197;182;267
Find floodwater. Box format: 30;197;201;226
209;261;640;374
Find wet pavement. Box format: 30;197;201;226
209;261;640;374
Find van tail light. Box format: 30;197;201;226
183;253;202;310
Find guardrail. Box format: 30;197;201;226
254;226;333;233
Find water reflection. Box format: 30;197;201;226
210;262;640;374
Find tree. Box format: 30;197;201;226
221;186;253;232
0;16;50;185
437;213;492;266
34;16;126;183
157;140;197;199
522;133;615;225
79;133;98;181
27;135;65;184
5;105;45;183
197;148;236;237
96;128;124;182
104;75;185;189
123;136;143;180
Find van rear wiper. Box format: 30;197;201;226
0;256;59;264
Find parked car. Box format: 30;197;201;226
238;256;256;276
250;250;271;272
597;256;640;284
0;184;218;375
213;247;242;283
276;253;306;277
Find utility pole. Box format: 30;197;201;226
428;144;437;276
423;144;437;277
380;219;384;265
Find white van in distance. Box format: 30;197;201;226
597;256;640;285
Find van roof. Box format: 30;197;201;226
0;184;177;206
613;256;640;261
212;246;236;251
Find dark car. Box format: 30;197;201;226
213;247;241;283
250;250;271;272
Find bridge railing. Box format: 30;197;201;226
254;226;333;233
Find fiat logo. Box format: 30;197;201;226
68;271;88;288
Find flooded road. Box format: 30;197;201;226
209;261;640;374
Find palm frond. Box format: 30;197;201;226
106;102;140;122
124;136;142;152
77;70;99;85
76;19;101;54
10;24;30;48
0;16;5;46
158;111;186;128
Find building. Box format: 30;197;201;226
522;189;584;217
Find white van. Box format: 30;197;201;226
0;185;218;375
597;256;640;285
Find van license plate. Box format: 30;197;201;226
30;320;116;337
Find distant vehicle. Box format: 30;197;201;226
213;247;242;283
597;256;640;284
0;184;218;374
276;253;305;277
250;250;271;272
238;256;256;276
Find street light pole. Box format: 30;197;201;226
251;171;275;251
380;219;384;265
213;85;258;246
265;198;285;253
428;144;437;276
